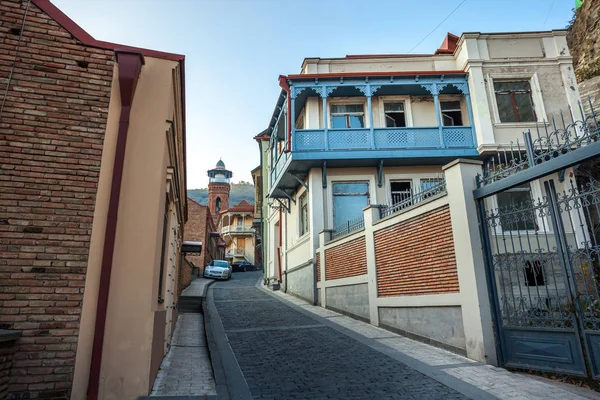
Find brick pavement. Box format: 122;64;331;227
213;272;469;400
252;273;600;400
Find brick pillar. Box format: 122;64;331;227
443;159;497;365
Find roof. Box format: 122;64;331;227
216;159;225;168
223;199;254;213
33;0;189;221
33;0;184;61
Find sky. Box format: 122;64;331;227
51;0;575;189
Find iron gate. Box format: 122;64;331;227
475;102;600;378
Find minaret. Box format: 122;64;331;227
207;159;232;216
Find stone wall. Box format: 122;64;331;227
0;0;114;398
568;0;600;82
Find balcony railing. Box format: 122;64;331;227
226;248;247;258
222;225;254;234
295;126;474;152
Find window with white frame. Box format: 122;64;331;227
299;192;309;236
384;102;406;127
496;183;537;232
332;182;369;228
330;104;365;129
390;181;411;205
493;81;536;123
440;101;463;126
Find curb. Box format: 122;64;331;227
203;282;253;400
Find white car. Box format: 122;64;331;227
203;260;232;280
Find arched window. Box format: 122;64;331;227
215;197;221;213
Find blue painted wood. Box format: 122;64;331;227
432;84;445;148
294;127;475;152
291;96;296;151
367;92;374;149
322;96;328;151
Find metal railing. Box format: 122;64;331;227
380;178;447;218
222;225;254;234
330;215;365;240
477;99;600;188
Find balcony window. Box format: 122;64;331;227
330;104;365;129
384;102;406;127
493;81;536;123
390;181;411;205
332;182;369;228
441;101;463;126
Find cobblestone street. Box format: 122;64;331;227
210;271;600;400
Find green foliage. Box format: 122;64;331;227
188;181;255;207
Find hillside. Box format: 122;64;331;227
188;181;255;207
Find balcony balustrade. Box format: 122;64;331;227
221;225;254;235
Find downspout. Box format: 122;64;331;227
278;76;291;152
87;51;145;400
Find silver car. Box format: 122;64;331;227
203;260;232;280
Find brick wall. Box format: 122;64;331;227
177;258;193;298
207;182;229;217
0;0;114;398
375;205;459;297
316;252;320;282
324;237;367;281
184;199;216;274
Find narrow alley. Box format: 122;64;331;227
205;272;597;400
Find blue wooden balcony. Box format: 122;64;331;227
266;72;479;197
295;126;474;151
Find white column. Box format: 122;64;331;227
318;230;330;308
363;204;380;326
466;63;495;147
442;158;497;365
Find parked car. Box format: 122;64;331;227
231;260;255;272
203;260;231;280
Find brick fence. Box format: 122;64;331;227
0;0;114;397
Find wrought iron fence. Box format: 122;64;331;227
477;98;600;188
331;215;365;240
380;177;447;218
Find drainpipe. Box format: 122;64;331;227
278;76;291;152
87;50;145;400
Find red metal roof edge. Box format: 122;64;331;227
33;0;185;61
287;70;466;80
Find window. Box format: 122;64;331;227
215;197;221;213
496;183;537;231
390;181;411;205
420;178;443;199
523;260;545;286
332;182;369;228
441;101;463;126
494;81;536;123
330;104;365;129
237;217;243;227
210;260;229;268
299;192;309;236
384;102;406;127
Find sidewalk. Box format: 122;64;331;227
259;281;600;400
150;277;217;398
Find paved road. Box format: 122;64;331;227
212;271;469;400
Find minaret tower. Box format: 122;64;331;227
207;159;232;216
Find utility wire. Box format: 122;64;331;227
408;0;467;54
542;0;556;29
0;0;32;123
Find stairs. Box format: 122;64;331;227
178;296;202;314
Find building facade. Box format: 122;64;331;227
0;0;187;398
261;30;584;365
183;198;222;284
251;165;263;268
219;200;256;265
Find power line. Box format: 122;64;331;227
0;0;32;123
542;0;557;29
408;0;467;54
